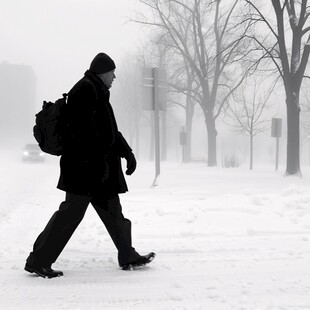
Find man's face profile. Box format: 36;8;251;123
98;70;116;89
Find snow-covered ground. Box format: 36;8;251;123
1;152;310;310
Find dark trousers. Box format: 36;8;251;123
27;192;140;267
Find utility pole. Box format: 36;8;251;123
142;67;167;187
153;67;160;186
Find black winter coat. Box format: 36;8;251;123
57;70;132;196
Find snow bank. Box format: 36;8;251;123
0;159;310;309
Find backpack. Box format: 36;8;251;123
33;93;68;156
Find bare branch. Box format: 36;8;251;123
245;0;278;39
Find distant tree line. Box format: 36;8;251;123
125;0;310;175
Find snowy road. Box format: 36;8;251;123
1;154;310;309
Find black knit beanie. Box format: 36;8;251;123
89;53;116;74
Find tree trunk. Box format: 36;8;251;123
285;93;301;175
185;121;192;163
205;116;217;166
161;110;167;161
185;100;194;163
184;69;195;163
135;113;140;160
250;134;253;170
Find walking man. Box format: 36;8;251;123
25;53;155;278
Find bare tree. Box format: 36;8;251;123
136;36;169;160
167;51;198;162
134;37;178;161
138;30;199;162
299;81;310;163
245;0;310;175
226;79;272;169
135;0;250;166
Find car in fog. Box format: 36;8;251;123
22;144;45;162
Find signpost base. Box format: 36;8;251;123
151;175;160;188
142;67;167;188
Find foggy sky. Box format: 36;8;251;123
0;0;143;107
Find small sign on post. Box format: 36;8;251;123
271;118;282;138
142;67;167;111
271;118;282;171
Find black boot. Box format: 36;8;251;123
120;252;156;270
25;262;63;278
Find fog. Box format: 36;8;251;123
2;2;310;308
1;0;142;95
0;0;142;153
1;0;310;170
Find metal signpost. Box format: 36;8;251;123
142;67;167;187
271;118;282;171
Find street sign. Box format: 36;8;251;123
142;67;167;111
142;67;168;187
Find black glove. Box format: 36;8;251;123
125;152;137;175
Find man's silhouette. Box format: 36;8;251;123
25;53;155;278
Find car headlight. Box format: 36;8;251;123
23;151;29;156
39;152;44;156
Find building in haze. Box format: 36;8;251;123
0;62;36;148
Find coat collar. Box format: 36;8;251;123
84;70;109;94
